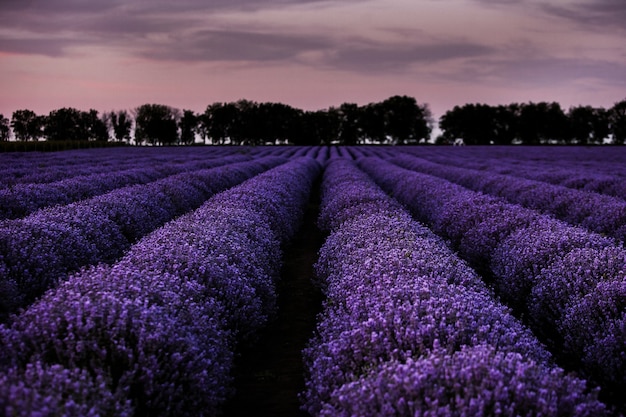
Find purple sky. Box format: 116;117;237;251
1;0;625;123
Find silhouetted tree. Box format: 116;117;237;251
360;102;386;144
202;102;238;145
380;95;432;144
338;103;360;145
440;103;497;145
295;109;340;145
256;102;301;144
491;105;518;145
567;105;610;145
45;107;85;141
179;110;197;145
11;109;44;141
109;110;132;143
82;109;109;141
0;114;10;141
590;107;610;144
134;104;180;145
609;99;626;144
518;102;569;144
230;99;258;145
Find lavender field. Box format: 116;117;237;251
1;145;625;416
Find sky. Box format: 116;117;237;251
1;0;625;126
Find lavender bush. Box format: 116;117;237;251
301;158;604;416
529;246;626;338
390;154;626;241
320;345;606;417
0;156;321;415
560;279;626;400
0;154;252;219
0;361;133;417
358;156;623;412
0;156;285;321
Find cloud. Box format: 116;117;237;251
0;38;71;57
139;29;331;62
0;0;350;17
323;40;496;72
0;0;361;58
0;0;495;72
456;55;626;90
541;0;626;30
470;0;626;31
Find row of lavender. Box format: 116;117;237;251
399;146;626;197
355;156;626;410
0;146;320;191
0;155;288;321
0;154;256;219
302;158;606;416
385;154;626;242
0;157;321;416
404;145;626;171
0;147;244;188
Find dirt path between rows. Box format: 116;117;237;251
222;182;325;417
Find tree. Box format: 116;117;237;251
439;104;496;145
590;107;610;144
179;110;197;145
608;99;626;144
360;102;386;144
380;95;432;144
295;109;340;146
567;105;609;145
337;103;361;145
202;102;239;145
11;109;44;141
492;105;518;145
45;108;87;141
109;110;132;143
231;99;258;145
83;109;109;141
0;114;10;141
134;104;180;145
254;102;301;144
518;102;568;144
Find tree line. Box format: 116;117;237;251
0;96;432;146
1;96;625;145
438;101;626;145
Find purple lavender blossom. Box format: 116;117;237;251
0;361;133;417
0;156;286;320
529;246;626;338
491;219;614;313
0;156;321;415
319;345;606;417
301;159;601;416
560;279;626;400
1;266;234;416
0;154;253;219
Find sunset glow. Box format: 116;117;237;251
1;0;625;120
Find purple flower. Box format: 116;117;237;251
529;246;626;338
560;278;626;400
319;345;607;417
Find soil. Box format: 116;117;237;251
222;181;326;417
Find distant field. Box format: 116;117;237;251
1;146;624;416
